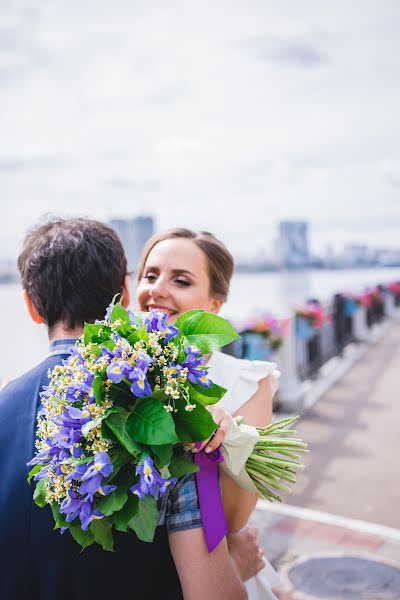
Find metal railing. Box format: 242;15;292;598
221;282;400;411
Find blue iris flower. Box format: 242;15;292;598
80;474;117;502
144;310;179;341
54;427;83;451
128;368;152;397
106;360;133;383
129;456;176;500
60;489;83;522
176;346;212;387
81;452;114;480
136;352;153;374
53;406;91;430
27;437;61;466
76;453;117;502
60;490;104;530
79;499;104;530
65;462;89;482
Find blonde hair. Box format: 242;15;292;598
136;228;234;301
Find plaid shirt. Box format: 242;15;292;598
48;338;203;534
157;470;202;533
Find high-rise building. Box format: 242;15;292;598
109;215;154;274
278;221;310;268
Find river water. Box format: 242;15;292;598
1;266;400;381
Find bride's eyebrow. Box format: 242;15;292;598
144;265;159;273
171;269;195;278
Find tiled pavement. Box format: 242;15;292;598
250;505;400;599
249;320;400;599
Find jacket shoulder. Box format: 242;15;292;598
0;356;62;405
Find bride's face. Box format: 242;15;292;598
136;238;223;323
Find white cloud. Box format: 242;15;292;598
0;0;399;261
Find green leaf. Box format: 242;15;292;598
128;495;159;543
127;325;149;345
101;339;116;351
105;412;144;455
97;466;135;516
111;302;130;325
106;448;134;482
112;494;139;532
179;312;240;353
51;503;68;530
150;444;173;469
90;518;114;552
169;452;199;478
172;397;217;443
129;399;179;445
83;323;105;345
93;376;105;404
96;486;129;517
186;381;227;406
69;521;95;550
81;416;103;437
82;405;125;438
33;478;47;507
173;309;205;331
27;464;43;484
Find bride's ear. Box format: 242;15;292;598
23;290;44;324
210;297;224;314
121;274;131;308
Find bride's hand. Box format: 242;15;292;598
189;404;233;454
227;526;265;581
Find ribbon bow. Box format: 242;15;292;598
194;444;228;553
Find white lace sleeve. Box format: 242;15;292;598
211;353;281;415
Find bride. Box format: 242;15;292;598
135;227;281;600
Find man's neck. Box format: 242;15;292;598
48;322;84;342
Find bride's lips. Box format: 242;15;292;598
146;305;176;317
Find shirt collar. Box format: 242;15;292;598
46;338;79;358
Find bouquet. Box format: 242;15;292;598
28;301;239;550
28;300;308;551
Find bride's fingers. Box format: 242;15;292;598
191;405;233;453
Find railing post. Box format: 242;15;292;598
353;305;369;342
333;293;350;353
276;316;303;413
384;289;396;318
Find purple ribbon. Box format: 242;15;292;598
194;444;229;553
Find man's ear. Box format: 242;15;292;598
121;275;131;308
23;290;44;324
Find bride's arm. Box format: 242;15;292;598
169;529;248;599
221;374;275;532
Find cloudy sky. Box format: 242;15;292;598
0;0;399;261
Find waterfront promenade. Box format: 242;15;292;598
252;319;400;599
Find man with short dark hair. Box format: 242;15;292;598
0;217;187;599
0;217;249;600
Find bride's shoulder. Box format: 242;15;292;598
210;351;279;377
209;351;281;413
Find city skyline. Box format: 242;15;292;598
1;1;399;260
1;214;399;276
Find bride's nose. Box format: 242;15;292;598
149;275;169;299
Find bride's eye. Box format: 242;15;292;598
144;273;157;282
174;278;190;287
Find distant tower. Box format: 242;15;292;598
278;221;310;268
109;216;154;275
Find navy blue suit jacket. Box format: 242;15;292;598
0;353;183;600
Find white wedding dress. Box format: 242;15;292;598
207;350;281;600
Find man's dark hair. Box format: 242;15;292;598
18;217;128;331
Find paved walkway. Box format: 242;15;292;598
251;320;400;599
